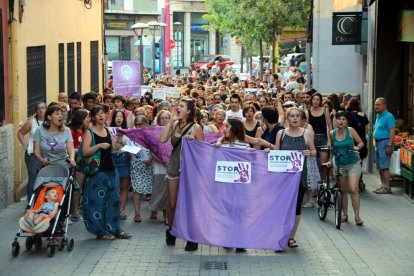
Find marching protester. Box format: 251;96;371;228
110;110;131;220
326;111;365;225
18;102;46;200
81;106;131;240
68;109;90;221
273;107;317;248
130;115;153;223
159;99;204;251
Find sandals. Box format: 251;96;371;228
134;214;141;223
355;217;364;226
120;211;127;220
115;231;132;239
341;215;348;222
150;211;157;220
373;187;392;194
288;239;298;248
97;234;116;240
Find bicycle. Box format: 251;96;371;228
316;149;359;230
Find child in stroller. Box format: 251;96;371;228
23;188;59;228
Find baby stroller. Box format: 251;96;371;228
12;163;75;257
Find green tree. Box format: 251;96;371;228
204;0;310;78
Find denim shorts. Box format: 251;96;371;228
112;152;130;178
375;139;392;170
314;134;330;153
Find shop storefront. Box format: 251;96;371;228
190;13;209;63
371;0;414;122
104;19;135;61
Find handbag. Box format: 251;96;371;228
76;128;101;176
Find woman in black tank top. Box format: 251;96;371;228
81;106;131;240
308;93;332;180
243;106;263;147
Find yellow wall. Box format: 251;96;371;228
11;0;103;192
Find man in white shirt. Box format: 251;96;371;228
210;61;221;76
225;94;244;122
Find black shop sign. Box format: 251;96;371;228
332;12;362;45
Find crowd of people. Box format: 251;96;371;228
18;65;395;250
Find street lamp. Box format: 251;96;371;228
131;22;149;83
147;21;167;79
173;22;182;76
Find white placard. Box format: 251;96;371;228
239;73;250;80
140;85;151;96
153;88;166;100
244;88;258;94
166;87;180;98
121;145;142;155
268;150;304;172
215;161;251;184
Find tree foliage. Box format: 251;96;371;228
204;0;310;75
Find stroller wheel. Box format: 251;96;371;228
25;237;35;251
67;239;74;252
58;239;66;251
47;243;55;257
12;242;20;257
34;237;42;250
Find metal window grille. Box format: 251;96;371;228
90;40;99;93
67;42;75;94
77;42;82;93
58;43;64;93
26;46;46;117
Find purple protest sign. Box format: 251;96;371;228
172;139;301;251
112;61;141;98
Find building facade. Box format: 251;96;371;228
312;0;366;95
104;0;241;73
0;0;104;208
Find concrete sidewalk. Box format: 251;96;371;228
0;173;413;276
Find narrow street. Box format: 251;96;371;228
1;173;413;276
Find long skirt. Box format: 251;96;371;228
82;170;122;236
149;160;168;211
131;160;153;194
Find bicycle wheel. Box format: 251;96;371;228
334;190;343;229
318;191;329;221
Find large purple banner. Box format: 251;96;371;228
112;61;141;98
172;139;301;251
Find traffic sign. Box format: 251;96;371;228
170;40;176;50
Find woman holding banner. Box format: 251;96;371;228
159;99;204;252
273;107;317;249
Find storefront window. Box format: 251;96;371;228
106;36;120;61
173;12;184;68
191;13;209;63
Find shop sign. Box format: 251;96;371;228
191;24;208;32
105;20;134;30
399;10;414;42
332;12;362;45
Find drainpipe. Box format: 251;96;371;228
10;16;20;202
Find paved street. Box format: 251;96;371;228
0;173;414;276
